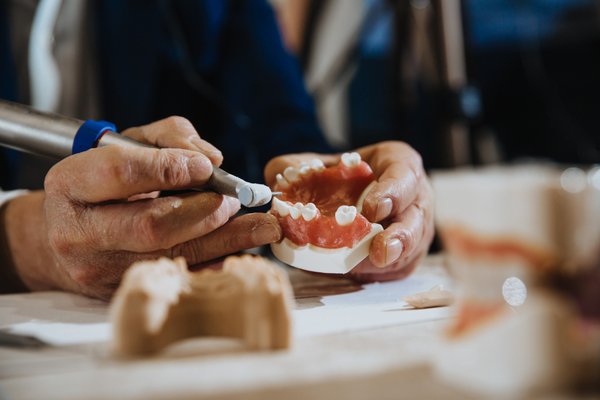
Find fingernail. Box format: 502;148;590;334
375;198;393;221
384;238;403;266
251;223;281;244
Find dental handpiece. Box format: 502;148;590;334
0;100;276;207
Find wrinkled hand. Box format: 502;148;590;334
5;117;281;299
265;141;434;282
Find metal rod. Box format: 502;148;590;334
0;100;81;158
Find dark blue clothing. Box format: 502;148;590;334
1;0;332;186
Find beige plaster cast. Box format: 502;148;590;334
110;255;294;356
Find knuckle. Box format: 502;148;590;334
399;229;416;255
410;148;424;170
165;115;195;134
200;194;234;228
48;215;97;257
265;155;287;172
48;228;74;256
155;149;192;187
395;143;423;177
384;141;422;166
136;209;165;249
69;266;98;288
120;126;141;140
95;147;138;186
43;165;64;196
425;215;435;244
210;201;235;226
407;158;422;184
223;232;243;251
171;241;207;264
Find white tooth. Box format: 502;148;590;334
288;207;300;219
275;173;289;189
309;158;325;171
283;166;301;182
272;197;290;216
289;202;303;219
301;203;318;221
335;205;357;226
298;162;311;175
341;152;361;167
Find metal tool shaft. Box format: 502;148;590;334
0;100;80;158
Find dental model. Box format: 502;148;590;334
110;255;294;356
270;152;383;274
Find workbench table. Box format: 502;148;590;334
0;256;472;400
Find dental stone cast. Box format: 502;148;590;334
110;255;293;356
335;205;358;226
341;152;361;167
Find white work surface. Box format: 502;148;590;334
0;256;470;400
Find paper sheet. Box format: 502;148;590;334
1;263;453;346
294;267;453;337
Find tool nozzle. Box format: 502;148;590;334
237;184;277;207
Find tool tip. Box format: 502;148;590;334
238;184;275;207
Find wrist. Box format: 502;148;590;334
0;201;28;293
2;191;56;292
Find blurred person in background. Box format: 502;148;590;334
273;0;600;168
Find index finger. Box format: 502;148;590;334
357;141;424;222
45;145;214;203
122;116;223;166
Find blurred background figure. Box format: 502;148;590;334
272;0;600;169
0;0;331;189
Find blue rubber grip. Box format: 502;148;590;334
72;119;118;154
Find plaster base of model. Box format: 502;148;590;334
270;223;383;274
109;255;294;357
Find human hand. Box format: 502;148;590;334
264;141;434;281
4;117;281;299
